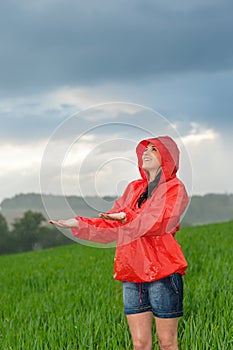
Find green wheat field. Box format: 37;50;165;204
0;221;232;349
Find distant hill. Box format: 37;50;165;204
1;192;233;227
183;193;233;226
0;193;116;227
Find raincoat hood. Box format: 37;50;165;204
136;136;179;182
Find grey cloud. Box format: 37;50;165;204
0;101;176;144
1;69;232;146
0;0;233;96
0;108;67;143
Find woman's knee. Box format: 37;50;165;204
155;317;179;350
132;337;152;350
157;334;178;350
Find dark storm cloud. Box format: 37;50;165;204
0;0;233;95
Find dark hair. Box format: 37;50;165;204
137;170;162;208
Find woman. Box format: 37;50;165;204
50;135;189;350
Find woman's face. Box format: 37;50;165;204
142;143;162;174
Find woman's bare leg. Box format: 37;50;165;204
126;312;153;350
155;317;179;350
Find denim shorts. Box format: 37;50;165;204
122;273;184;318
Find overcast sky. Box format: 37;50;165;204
0;0;233;205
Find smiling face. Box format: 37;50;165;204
142;143;162;181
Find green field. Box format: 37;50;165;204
0;221;232;349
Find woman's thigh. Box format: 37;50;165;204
123;282;153;347
126;312;153;348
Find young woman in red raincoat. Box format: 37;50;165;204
50;136;189;350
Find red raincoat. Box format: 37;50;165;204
71;136;189;282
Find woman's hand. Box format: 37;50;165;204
99;212;126;222
49;218;79;228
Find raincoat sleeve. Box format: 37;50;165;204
119;181;189;242
71;181;138;243
71;180;188;245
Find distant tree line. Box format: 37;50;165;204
0;210;72;255
2;192;233;227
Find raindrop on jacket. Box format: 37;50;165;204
71;136;189;282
